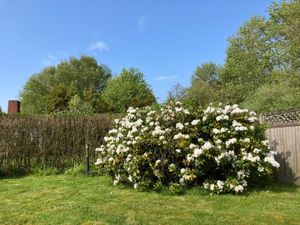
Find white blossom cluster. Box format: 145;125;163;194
95;102;280;194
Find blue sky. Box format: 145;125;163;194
0;0;278;111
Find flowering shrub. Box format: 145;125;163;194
95;102;279;194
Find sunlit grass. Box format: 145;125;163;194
0;175;299;225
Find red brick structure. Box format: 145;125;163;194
8;100;21;113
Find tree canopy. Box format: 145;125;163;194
181;0;300;112
192;62;221;85
242;83;300;112
102;68;156;112
20;56;112;114
220;0;300;106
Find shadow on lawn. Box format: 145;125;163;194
246;181;298;194
0;166;27;179
115;178;298;197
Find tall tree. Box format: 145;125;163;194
268;0;300;72
221;16;273;104
184;62;222;108
192;62;220;85
20;56;111;114
184;81;217;108
102;68;156;112
221;0;300;105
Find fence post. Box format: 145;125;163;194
85;144;90;176
259;113;264;124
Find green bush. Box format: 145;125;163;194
96;102;279;194
242;83;300;113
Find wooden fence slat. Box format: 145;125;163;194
265;125;300;185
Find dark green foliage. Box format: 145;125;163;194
46;85;73;113
0;165;27;176
0;114;114;174
20;56;112;114
0;107;4;116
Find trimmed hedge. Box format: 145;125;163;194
0;114;113;173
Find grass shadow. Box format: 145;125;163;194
0;174;26;180
246;181;298;194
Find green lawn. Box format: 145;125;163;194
0;175;299;225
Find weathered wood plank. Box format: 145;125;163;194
265;125;300;185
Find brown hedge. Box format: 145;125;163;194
0;114;114;171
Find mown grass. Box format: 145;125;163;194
0;175;299;225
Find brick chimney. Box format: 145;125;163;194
8;100;21;113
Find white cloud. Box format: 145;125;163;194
155;76;178;81
87;41;110;51
138;15;150;31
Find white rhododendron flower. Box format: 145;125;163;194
234;185;244;193
189;144;197;149
193;148;203;157
95;146;104;152
264;153;280;168
258;166;264;172
174;133;189;140
95;158;103;165
217;180;224;189
213;128;220;134
216;114;229;121
191;119;200;125
231;108;248;115
176;123;184;130
248;117;258;123
225;138;237;147
241;138;250;143
202;142;214;150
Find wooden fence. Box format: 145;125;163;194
261;109;300;185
